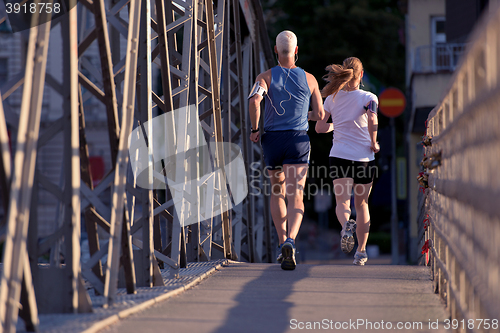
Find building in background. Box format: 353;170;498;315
405;0;497;262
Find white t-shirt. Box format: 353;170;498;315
324;89;378;162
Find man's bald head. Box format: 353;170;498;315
276;30;297;57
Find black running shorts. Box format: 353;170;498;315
329;156;376;184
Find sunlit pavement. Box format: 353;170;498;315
103;262;449;333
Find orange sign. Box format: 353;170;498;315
378;87;406;118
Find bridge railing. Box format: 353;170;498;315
421;3;500;330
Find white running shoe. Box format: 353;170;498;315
353;250;368;265
340;219;357;254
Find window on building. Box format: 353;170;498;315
431;17;450;71
0;20;12;33
0;58;8;87
431;16;446;45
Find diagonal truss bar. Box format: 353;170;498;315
104;0;142;306
92;0;120;164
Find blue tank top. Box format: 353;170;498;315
264;66;311;131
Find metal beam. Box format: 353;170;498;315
0;7;50;331
103;0;142;306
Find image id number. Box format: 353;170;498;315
444;319;498;330
5;2;61;14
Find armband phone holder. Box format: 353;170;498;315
364;101;378;114
248;81;267;99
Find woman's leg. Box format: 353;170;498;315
333;178;353;229
353;182;373;252
268;168;287;244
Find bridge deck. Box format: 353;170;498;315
105;262;449;333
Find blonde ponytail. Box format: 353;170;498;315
321;65;354;98
321;57;363;100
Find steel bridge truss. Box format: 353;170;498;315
0;0;273;331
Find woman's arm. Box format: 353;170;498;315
368;111;380;153
315;112;333;133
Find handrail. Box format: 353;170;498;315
420;3;500;330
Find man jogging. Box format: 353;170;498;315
248;30;325;270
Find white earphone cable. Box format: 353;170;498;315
266;60;295;116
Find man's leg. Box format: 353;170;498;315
279;163;307;270
268;168;287;244
283;164;308;240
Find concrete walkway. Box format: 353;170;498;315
102;262;449;333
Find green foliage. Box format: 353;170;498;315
262;0;405;90
368;231;392;254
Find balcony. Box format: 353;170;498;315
413;43;467;73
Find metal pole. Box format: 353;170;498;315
205;0;232;259
63;2;86;311
390;117;399;264
138;0;154;287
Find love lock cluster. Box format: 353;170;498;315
421;135;432;147
417;171;428;189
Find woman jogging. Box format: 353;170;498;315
315;57;379;265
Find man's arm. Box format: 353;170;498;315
306;72;325;121
248;71;270;143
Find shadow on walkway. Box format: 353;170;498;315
211;263;311;333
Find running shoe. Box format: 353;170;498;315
340;219;357;254
276;244;283;263
353;250;368;265
281;238;296;270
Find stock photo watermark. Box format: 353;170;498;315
128;105;248;227
2;0;75;32
289;318;499;330
248;161;379;200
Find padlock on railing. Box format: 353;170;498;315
421;151;441;170
417;171;429;189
